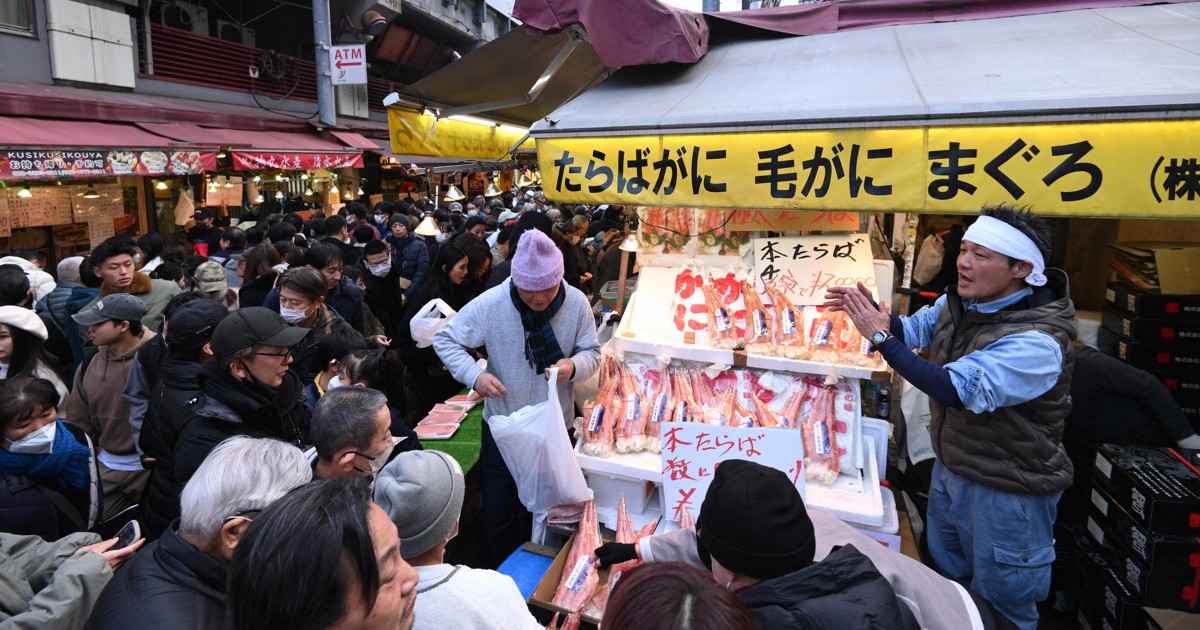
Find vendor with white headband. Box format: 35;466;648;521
824;205;1076;630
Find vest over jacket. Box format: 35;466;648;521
928;268;1076;495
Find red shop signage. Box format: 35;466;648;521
0;149;217;180
231;152;363;171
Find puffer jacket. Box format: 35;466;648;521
386;233;430;301
0;256;55;304
37;281;79;334
0;531;112;628
139;356;204;540
928;268;1076;495
739;544;919;630
84;524;231;629
0;423;101;540
170;363;309;491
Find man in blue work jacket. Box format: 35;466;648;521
826;204;1075;630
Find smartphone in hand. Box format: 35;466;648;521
112;520;142;551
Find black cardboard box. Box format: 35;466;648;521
1147;370;1200;407
1086;500;1200;612
1102;308;1200;346
1106;282;1200;321
1098;327;1200;374
1089;484;1200;577
1073;532;1162;630
1092;444;1200;538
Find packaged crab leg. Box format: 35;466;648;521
808;309;849;364
800;387;840;484
751;392;784;428
644;371;672;453
582;376;617;458
741;281;774;355
670;367;699;424
844;327;888;370
778;387;808;429
702;283;742;350
615;365;649;453
765;286;808;360
552;501;600;613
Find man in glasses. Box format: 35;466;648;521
171;308;312;497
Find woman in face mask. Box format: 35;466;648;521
274;267;361;382
0;376;102;539
0;306;68;405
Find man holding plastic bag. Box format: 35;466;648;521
434;230;600;568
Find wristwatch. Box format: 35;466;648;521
870;330;893;349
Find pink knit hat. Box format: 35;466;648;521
511;229;564;291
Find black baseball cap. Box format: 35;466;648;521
194;207;214;220
209;307;310;361
72;294;149;326
166;300;230;352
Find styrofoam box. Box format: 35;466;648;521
806;438;885;528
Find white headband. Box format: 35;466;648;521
962;215;1047;286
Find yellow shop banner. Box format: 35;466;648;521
535;120;1200;218
388;109;533;160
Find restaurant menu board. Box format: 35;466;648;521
72;184;125;222
5;187;73;228
204;180;244;207
0;184;130;245
0;149;214;180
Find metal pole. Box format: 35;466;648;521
312;0;336;127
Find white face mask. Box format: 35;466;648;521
280;305;310;323
467;209;479;217
133;252;142;265
368;260;392;277
374;214;388;224
354;437;399;477
5;421;56;455
436;233;448;243
328;375;344;389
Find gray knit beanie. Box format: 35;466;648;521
374;451;465;558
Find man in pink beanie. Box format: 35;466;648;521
434;228;600;567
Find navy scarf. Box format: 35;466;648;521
510;282;567;374
0;420;91;490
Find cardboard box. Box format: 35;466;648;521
1146;370;1200;407
1106;282;1200;321
1092;444;1200;538
1145;607;1200;630
529;534;606;625
1113;243;1200;296
1098;327;1200;374
1102;308;1200;346
1072;532;1161;630
1089;484;1200;578
1086;502;1200;612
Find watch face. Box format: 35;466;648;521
871;331;888;345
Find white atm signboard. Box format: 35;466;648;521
330;45;367;85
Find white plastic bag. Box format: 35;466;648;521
409;298;457;348
912;233;945;286
899;377;935;464
488;367;591;517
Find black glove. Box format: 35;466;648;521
594;542;637;568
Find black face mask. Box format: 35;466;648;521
235;361;277;400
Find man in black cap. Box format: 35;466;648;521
187;208;223;257
169;307;311;497
597;459;1009;630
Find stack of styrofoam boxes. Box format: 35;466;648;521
1100;282;1200;427
1074;444;1200;627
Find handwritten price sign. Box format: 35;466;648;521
752;233;877;305
660;423;806;524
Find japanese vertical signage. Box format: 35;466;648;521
535;120;1200;218
660;423;805;523
753;234;877;305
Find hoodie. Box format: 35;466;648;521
65;330;150;465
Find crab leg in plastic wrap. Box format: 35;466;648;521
581;358;618;458
801;387;841;484
750;392;785;428
669;367;698;424
778;387;808;429
765;285;808;360
614;365;649;453
702;283;742;350
552;501;600;613
590;497;641;618
808;309;849;364
644;369;672;453
741;281;774;355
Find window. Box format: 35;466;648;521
0;0;35;34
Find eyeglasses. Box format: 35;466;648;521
251;349;293;361
223;509;260;524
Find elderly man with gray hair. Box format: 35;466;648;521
310;387;403;480
84;436;312;629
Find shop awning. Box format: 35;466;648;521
531;3;1200;219
370;139;478;166
0;117;218;180
134;123;365;171
387;25;608;129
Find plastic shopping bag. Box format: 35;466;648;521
409;298;457;348
488;367;591;517
912;233;945;286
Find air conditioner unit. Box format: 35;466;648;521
215;19;256;48
156;0;209;35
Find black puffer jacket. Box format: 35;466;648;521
739;544;919;630
85;524;231;629
170;363;309;492
139;356;204;540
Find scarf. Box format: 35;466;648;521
0;420;92;490
510;281;567;374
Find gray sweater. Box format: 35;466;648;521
434;280;600;424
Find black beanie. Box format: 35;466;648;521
697;459;815;581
